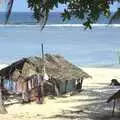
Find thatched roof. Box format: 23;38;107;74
0;54;91;81
107;90;120;103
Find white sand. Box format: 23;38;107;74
0;67;120;120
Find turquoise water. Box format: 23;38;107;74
0;25;120;67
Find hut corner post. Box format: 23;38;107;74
0;76;7;114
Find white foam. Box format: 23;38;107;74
0;24;120;27
46;24;120;27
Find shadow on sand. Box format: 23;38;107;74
42;86;120;120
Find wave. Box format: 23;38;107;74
0;24;120;27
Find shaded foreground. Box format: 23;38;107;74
0;67;120;120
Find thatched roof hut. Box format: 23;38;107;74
0;54;91;98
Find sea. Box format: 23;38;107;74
0;12;120;68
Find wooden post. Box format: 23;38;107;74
54;84;59;96
37;74;44;104
36;44;45;104
0;76;7;114
81;77;83;90
112;99;116;116
41;43;44;68
40;43;45;104
39;80;44;104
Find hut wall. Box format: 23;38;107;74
66;80;76;92
59;80;76;94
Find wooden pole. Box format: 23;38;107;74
54;84;59;96
41;43;45;74
0;76;7;114
112;99;116;116
65;80;68;93
37;43;45;104
81;77;83;90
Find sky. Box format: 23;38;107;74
0;0;65;12
0;0;119;12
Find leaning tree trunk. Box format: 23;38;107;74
0;77;7;114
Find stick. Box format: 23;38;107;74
112;99;116;116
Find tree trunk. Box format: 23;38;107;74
37;80;44;104
39;81;44;104
0;77;7;114
112;99;116;116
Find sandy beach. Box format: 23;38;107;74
0;67;120;120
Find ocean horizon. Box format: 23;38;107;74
0;12;120;67
0;12;118;25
